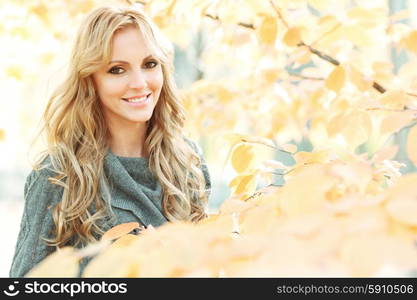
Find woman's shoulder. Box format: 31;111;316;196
25;155;63;196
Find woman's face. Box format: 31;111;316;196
92;26;163;129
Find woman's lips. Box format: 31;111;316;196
121;94;151;106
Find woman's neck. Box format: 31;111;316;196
107;121;148;158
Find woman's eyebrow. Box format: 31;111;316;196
109;55;154;65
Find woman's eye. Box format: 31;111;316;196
108;66;124;74
144;60;158;69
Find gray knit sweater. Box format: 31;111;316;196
9;140;211;277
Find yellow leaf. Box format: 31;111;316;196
344;24;373;47
294;150;332;166
257;16;277;45
275;164;336;216
219;197;254;214
228;174;257;198
39;52;55;65
346;64;371;91
379;90;406;110
341;110;372;151
406;124;417;166
386;198;417;227
0;129;5;141
6;65;24;81
372;145;399;163
400;30;417;54
385;173;417;227
289;46;312;65
10;26;30;39
380;111;415;136
30;3;50;25
340;235;412;276
231;143;256;173
223;133;247;147
259;68;282;85
325;65;345;92
372;61;393;83
217;86;234;103
283;27;302;47
26;247;79;277
101;222;141;241
83;235;141;277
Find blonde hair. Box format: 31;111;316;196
32;6;208;248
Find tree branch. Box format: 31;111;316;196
203;8;417;97
288;72;324;81
269;0;289;29
205;14;255;29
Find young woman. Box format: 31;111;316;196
10;6;211;277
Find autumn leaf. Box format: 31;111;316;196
26;247;79;278
283;27;302;47
230;143;257;173
380;111;415;136
385;173;417;227
83;235;141;278
0;129;5;141
372;145;399;163
6;65;24;80
325;65;346;92
379;90;406;110
101;222;141;241
257;16;278;45
228;174;257;198
400;30;417;54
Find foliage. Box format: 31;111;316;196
3;0;417;277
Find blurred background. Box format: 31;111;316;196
1;0;417;276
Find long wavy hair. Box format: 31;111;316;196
32;6;208;248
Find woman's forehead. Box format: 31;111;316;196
110;25;163;60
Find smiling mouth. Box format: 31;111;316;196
121;94;151;103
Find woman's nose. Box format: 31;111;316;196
128;69;146;89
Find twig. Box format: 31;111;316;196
311;23;342;46
372;82;386;93
288;72;324;81
205;14;255;29
240;139;293;154
269;0;289;29
366;107;417;112
204;5;417;98
243;183;283;202
298;41;340;65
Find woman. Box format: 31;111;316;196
10;6;211;277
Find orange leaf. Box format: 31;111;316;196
0;129;5;141
379;90;406;110
257;16;277;45
101;222;141;241
26;247;79;277
325;65;345;92
283;27;302;47
380;111;415;136
401;30;417;54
